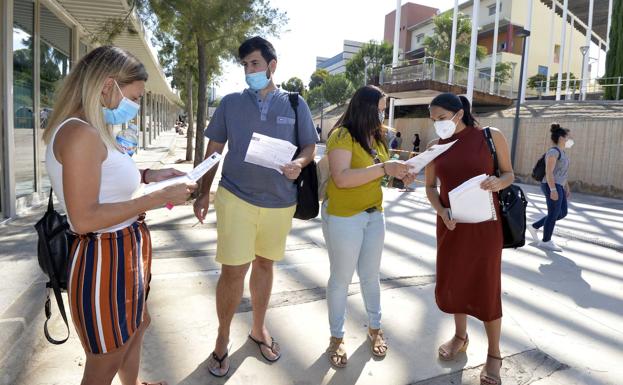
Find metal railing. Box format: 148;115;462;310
532;76;623;100
379;57;517;98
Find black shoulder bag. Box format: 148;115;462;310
34;189;71;344
483;127;528;249
288;92;319;220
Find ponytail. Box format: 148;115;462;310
458;95;478;127
550;122;569;144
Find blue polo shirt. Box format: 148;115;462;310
205;88;318;208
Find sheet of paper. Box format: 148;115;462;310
405;140;457;174
448;173;497;223
244;132;297;174
142;152;222;195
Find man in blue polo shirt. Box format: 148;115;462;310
193;36;318;377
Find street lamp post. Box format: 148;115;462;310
511;29;531;167
579;45;589;100
510;62;518;98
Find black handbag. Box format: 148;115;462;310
483;127;528;249
288;93;319;220
34;189;71;344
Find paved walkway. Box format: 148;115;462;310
2;132;622;385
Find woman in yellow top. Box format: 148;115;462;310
322;85;409;368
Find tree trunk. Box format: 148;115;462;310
185;67;195;161
194;36;207;166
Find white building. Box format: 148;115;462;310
316;40;364;75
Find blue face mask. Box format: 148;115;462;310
245;69;271;91
103;81;140;125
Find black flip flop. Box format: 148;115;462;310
208;351;230;377
248;334;281;362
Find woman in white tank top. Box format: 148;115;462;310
42;46;196;385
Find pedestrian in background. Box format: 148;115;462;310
390;131;402;150
43;45;194;385
413;133;421;152
528;123;573;251
322;85;409;368
424;92;514;385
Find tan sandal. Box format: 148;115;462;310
368;329;388;357
480;354;503;385
438;333;469;361
326;337;347;368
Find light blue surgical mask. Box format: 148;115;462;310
103;81;140;125
245;69;271;91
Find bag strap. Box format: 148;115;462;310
552;146;562;160
483;126;501;178
47;188;54;212
41;234;70;344
288;92;300;149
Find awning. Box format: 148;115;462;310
55;0;182;105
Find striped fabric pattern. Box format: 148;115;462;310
67;220;152;354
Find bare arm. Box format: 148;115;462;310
545;153;557;190
328;149;386;189
424;139;456;230
58;123;193;234
480;128;515;191
193;139;226;223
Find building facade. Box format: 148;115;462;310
0;0;180;219
316;40;364;75
383;2;439;60
386;1;603;97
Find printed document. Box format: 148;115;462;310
142;152;222;195
448;174;497;223
406;140;457;174
244;132;298;173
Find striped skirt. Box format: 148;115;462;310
67;218;152;355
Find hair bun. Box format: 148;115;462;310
550;123;561;132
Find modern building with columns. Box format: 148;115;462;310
0;0;181;219
384;0;613;103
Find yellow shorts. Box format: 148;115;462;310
214;187;296;266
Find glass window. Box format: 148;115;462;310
538;65;548;76
39;4;72;191
13;0;35;197
488;3;501;16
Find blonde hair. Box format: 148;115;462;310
43;46;148;149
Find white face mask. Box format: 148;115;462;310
434;113;458;139
565;139;574;149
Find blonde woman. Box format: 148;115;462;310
43;46;195;385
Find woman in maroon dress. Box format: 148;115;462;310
424;93;514;385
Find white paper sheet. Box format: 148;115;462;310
405;140;457;174
244;133;298;174
448;173;497;223
142;152;222;195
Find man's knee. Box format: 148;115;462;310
220;263;250;282
252;255;274;271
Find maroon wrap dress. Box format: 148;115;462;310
433;125;503;322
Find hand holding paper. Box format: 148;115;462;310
405;140;457;174
244;133;298;173
448;174;497;223
142;152;222;196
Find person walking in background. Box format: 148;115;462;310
424;93;514;385
528;123;573;252
413;133;421;152
193;36;318;377
43;45;195;385
322;85;409;368
390;131;402;150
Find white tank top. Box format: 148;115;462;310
46;118;141;233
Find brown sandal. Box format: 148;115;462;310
480;354;503;385
368;329;388;357
326;337;347;368
438;334;469;361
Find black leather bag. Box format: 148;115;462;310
288;93;319;220
483;127;528;249
34;189;71;344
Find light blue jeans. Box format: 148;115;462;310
321;201;385;338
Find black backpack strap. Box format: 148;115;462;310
552;146;562;160
288;92;300;149
42;188;70;344
483;127;501;177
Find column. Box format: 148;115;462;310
392;0;401;67
546;0;556;95
564;18;574;99
449;0;460;84
606;0;613;51
581;0;594;100
555;0;568;100
140;93;146;150
520;0;533;103
489;0;501;94
466;0;480;103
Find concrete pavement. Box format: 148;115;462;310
2;131;622;385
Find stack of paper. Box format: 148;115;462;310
142;152;222;195
406;140;457;174
448;174;497;223
244;133;298;174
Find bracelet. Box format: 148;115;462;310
141;168;150;184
